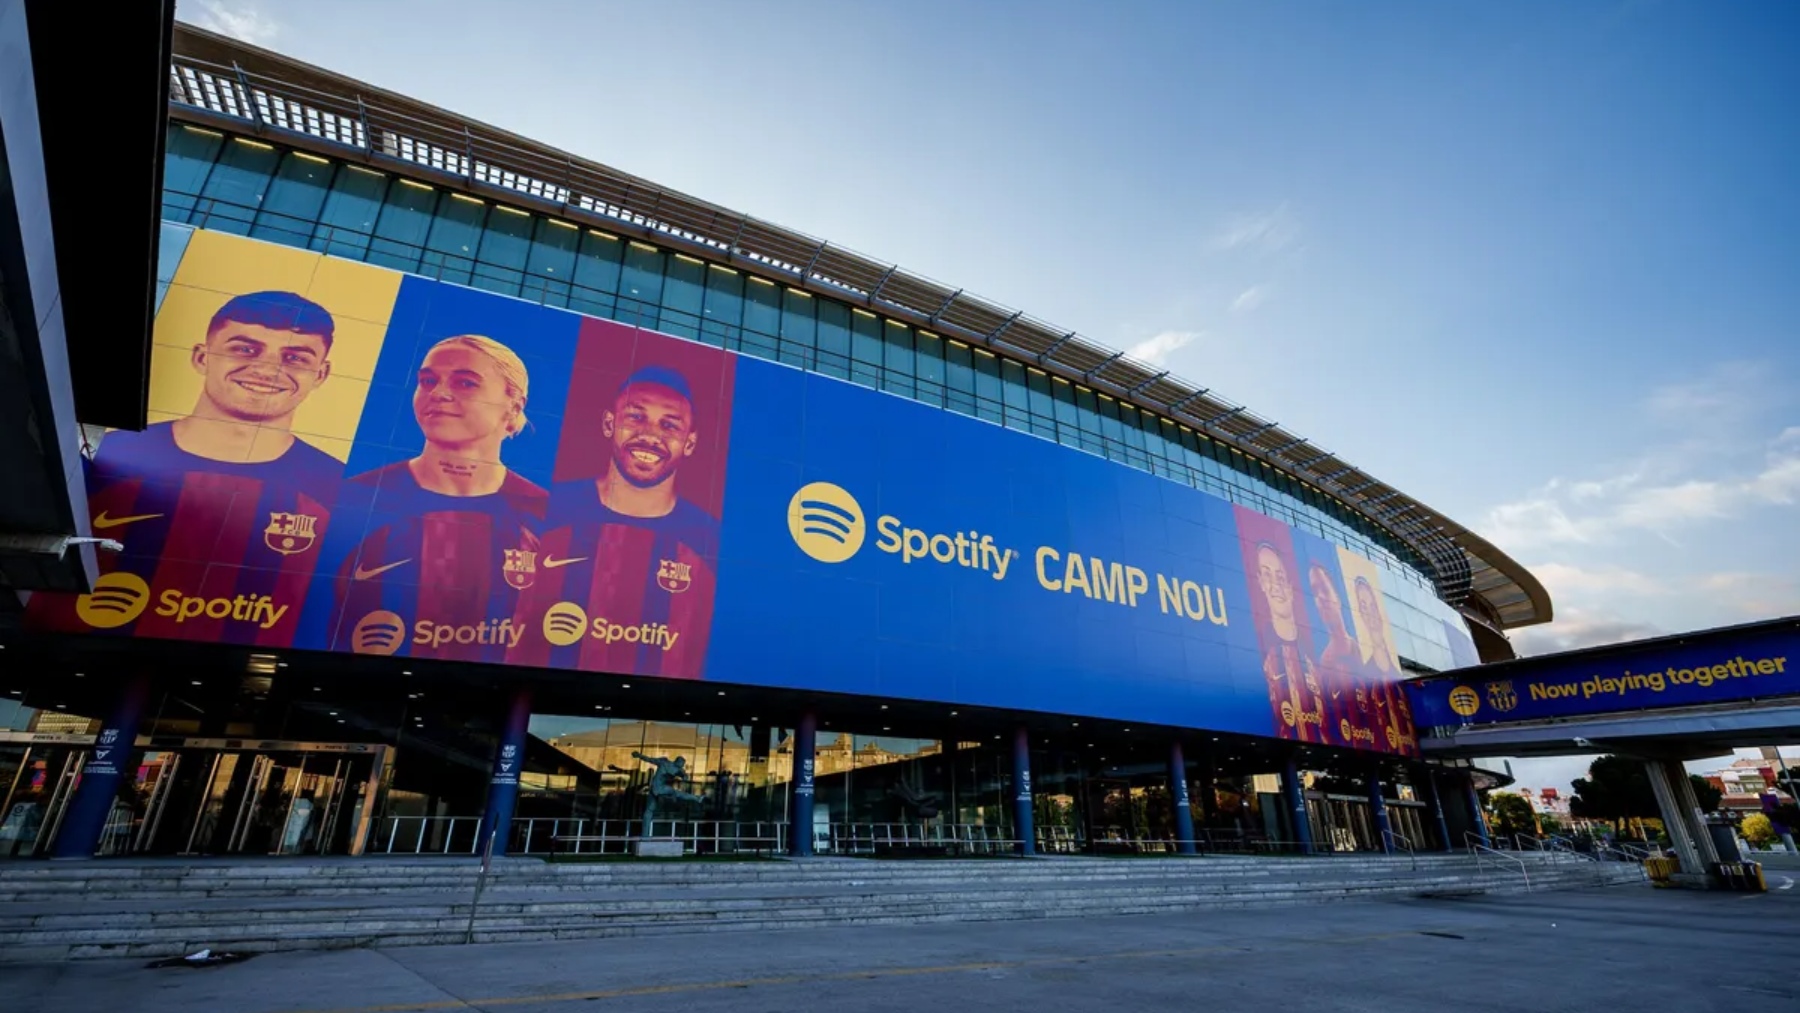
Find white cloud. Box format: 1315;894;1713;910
1529;562;1668;599
1510;608;1666;658
1210;204;1298;255
1481;425;1800;552
1124;330;1200;366
1695;572;1800;620
1229;284;1271;313
182;0;282;45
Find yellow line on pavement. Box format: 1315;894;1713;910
281;928;1429;1013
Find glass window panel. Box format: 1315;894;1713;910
162;124;224;221
249;151;333;248
469;206;535;297
849;310;883;364
973;351;1004;425
569;230;624;317
194;137;282;234
368;179;439;273
419;194;486;285
914;331;945;407
740;279;782;358
662;256;706;316
881;322;914;397
311;165;387;259
944;340;976;417
521;219;579;307
780;290;817;369
815;300;852;380
700;266;745;350
615;242;665;327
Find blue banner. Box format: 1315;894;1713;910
34;230;1474;755
1408;628;1800;728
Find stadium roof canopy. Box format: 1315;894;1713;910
164;23;1552;633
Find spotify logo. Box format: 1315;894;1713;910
786;481;865;564
543;602;589;647
75;572;151;629
352;610;406;655
1447;685;1481;718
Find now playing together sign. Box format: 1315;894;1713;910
1408;626;1800;728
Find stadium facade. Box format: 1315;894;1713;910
0;24;1550;863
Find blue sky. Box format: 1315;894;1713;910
183;1;1799;790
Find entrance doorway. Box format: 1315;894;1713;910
0;732;390;858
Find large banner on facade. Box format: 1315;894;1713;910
27;230;1464;755
1409;627;1799;729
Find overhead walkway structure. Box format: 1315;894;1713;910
1407;615;1800;886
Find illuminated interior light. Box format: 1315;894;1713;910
852;307;877;318
545;218;577;230
233;137;275;151
399;179;435;191
628;240;658;252
708;263;739;274
495;205;529;216
451;192;485;205
292;151;331;165
749;276;776;287
588;229;619;240
675;253;705;264
182;125;224;137
786;288;812;298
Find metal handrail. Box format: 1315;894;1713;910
1383;828;1418;871
1469;842;1531;892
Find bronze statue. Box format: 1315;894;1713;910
632;752;705;837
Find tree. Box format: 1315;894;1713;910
1488;793;1537;840
1690;775;1723;813
1537;813;1566;838
1741;813;1777;849
1569;755;1724;829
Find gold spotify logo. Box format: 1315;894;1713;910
542;602;589;647
786;482;864;564
75;572;151;629
352;610;407;655
1448;685;1481;718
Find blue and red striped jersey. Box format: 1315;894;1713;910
506;480;719;680
26;422;343;646
325;461;547;663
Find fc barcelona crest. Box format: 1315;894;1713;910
503;549;538;590
656;558;693;594
264;512;318;555
1487;680;1519;713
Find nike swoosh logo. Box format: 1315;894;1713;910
542;556;589;569
353;559;413;580
92;511;164;530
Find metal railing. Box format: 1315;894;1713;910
373;815;485;855
1469;841;1531;892
162;24;1529;616
1383;829;1418;871
515;819;787;857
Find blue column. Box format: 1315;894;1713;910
1464;774;1490;848
479;687;532;857
788;710;817;857
1169;740;1197;855
1427;770;1454;852
1369;768;1393;854
1281;756;1314;855
1012;725;1035;857
53;675;152;859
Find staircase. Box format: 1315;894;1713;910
0;852;1644;962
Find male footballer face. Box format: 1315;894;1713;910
604;381;696;489
191;319;331;424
